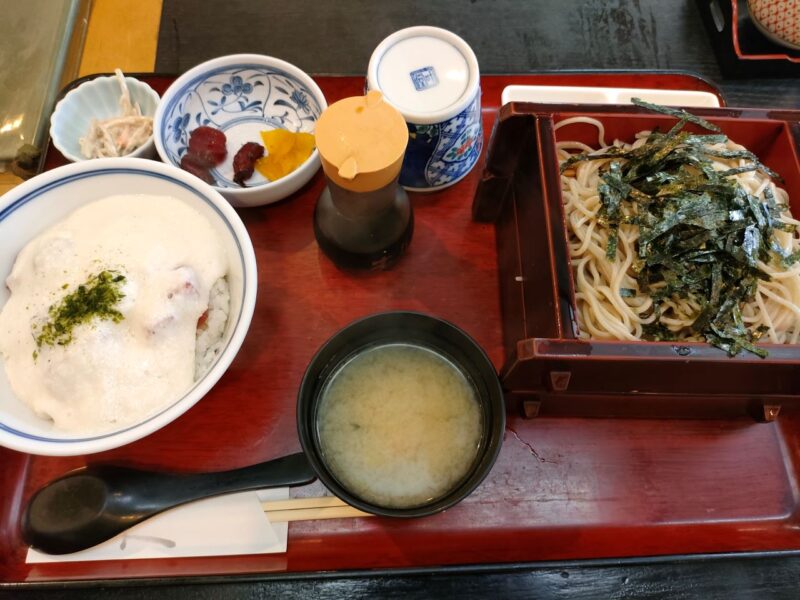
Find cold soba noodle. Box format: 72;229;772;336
556;101;800;356
317;343;482;509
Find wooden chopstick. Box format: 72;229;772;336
267;505;372;522
261;496;373;522
261;496;349;512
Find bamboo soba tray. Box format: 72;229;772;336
474;100;800;420
7;73;800;586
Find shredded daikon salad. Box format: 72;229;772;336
79;69;154;159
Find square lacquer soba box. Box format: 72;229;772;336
473;102;800;420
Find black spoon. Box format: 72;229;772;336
22;452;317;555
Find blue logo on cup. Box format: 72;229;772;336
400;90;482;190
409;67;439;91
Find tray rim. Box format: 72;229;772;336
3;549;800;591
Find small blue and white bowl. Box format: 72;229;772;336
154;54;327;207
50;74;160;163
367;26;483;192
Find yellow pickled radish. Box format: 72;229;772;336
255;129;316;181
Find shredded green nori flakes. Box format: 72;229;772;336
630;97;721;133
564;99;793;357
34;270;126;352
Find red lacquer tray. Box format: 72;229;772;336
5;73;800;585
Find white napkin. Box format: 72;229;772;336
26;488;288;563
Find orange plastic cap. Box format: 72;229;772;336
315;90;409;192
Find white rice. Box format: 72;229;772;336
194;277;230;377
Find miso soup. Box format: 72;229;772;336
316;343;482;509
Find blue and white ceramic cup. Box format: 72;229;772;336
367;26;482;192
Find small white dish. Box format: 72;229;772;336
500;85;721;108
154;54;327;208
0;158;257;456
50;75;160;162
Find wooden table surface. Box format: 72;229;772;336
4;2;800;599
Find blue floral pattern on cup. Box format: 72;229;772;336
400;90;482;190
158;64;323;188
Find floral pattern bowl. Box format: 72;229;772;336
154;54;327;207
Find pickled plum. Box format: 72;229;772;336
180;126;228;185
233;142;265;186
187;126;228;165
180;153;215;184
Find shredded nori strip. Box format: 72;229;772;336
34;270;126;352
564;99;793;357
631;97;721;133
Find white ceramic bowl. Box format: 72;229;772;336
154;54;327;208
0;158;257;456
50;75;160;162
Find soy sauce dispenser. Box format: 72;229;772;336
313;90;412;270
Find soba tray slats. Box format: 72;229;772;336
7;73;800;585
